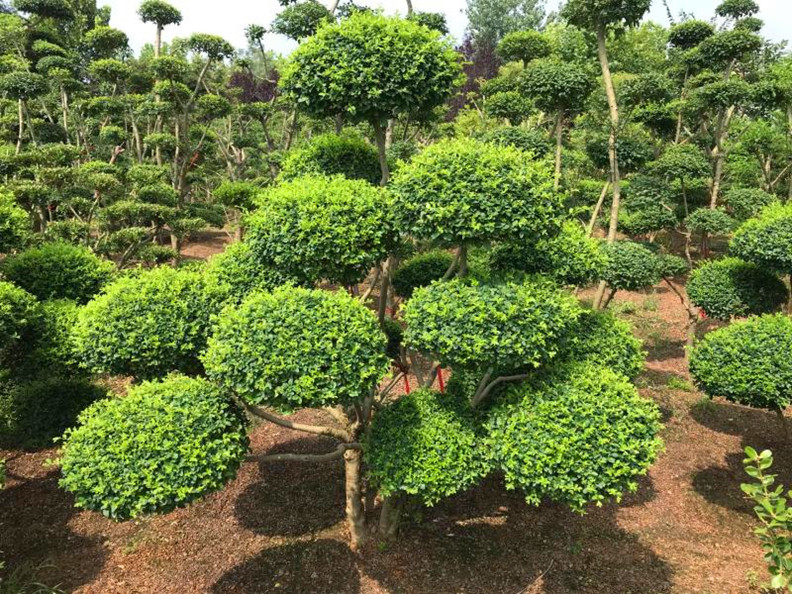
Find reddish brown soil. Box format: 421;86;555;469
1;240;786;593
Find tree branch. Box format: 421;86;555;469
242;401;353;442
248;442;361;464
471;373;531;408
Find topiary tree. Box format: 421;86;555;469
279;132;382;185
138;0;182;57
245;174;396;288
685;207;734;258
59;375;249;519
484;90;534;125
687;257;788;321
724;187;777;221
279;11;462;184
1;242;115;303
600;241;662;306
204;241;288;304
271;0;331;41
391;250;455;300
392;138;563;276
72;266;222;380
497;30;551;65
731;204;792;289
690;314;792;441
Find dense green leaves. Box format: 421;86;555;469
271;1;331;40
563;0;651;29
0;190;29;252
690;314;792;411
204;287;389;411
731;203;792;274
601;241;661;292
519;58;594;113
391;250;454;299
59;375;248;520
204;241;289;304
0;281;39;362
280;133;381;185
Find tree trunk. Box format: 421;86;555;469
457;244;468;278
344;449;367;550
405;0;414;15
155;25;162;59
15;99;23;155
372;120;390;186
378;494;402;539
378;256;393;325
554;111;563;191
587;180;610;237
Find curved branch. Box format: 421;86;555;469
248;442;361;464
471;373;532;408
242;401;353;442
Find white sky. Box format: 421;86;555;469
103;0;789;55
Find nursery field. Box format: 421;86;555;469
0;254;786;594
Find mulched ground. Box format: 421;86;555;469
1;239;787;593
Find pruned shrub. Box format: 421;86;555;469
204;241;291;304
685;207;734;235
1;242;115;304
0;190;29;253
731;203;792;274
724;187;777;221
391;250;454;299
59;375;248;520
0;281;40;365
687;257;787;320
280;133;382;185
601;241;661;292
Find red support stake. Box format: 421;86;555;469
403;375;411;394
437;367;445;393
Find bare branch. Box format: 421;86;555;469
472;373;531;408
242;401;353;442
248;442;361;464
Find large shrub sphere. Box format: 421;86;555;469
731;203;792;274
204;287;390;411
73;267;220;379
687;257;788;320
392;138;563;247
280;133;382;185
1;242;115;303
485;363;662;511
246;175;395;287
690;314;792;411
59;375;248;520
601;241;661;292
204;241;290;304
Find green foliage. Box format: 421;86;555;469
619;178;679;236
558;310;645;379
366;388;487;505
1;242;115;304
497;30;551;64
724;188;777;221
563;0;651;28
601;241;661;292
0;281;40;363
204;241;287;304
392;138;562;247
668;20;715;49
685;207;734;235
466;0;545;45
489;221;606;286
271;1;331;40
204;286;389;411
407;11;449;35
0;70;47;100
731;203;792;273
0;377;106;450
246;175;395;286
484;363;662;511
741;447;792;593
698;31;762;67
480;127;551;156
484;91;533;125
585;128;653;173
656;253;689;278
652;143;711;181
59;375;248;520
716;0;759;19
280;12;462;124
138;0;182;26
687;257;787;320
212;181;259;210
280;133;381;185
391;250;454;299
33;299;81;373
73;266;220;380
690;314;792;411
0;190;29;253
403;279;581;372
13;0;73;20
187;33;234;61
519;58;594;113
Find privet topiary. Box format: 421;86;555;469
365;389;487;505
73;267;221;379
0;191;29;253
484;363;662;510
601;241;661;292
204;286;389;411
204;241;291;304
1;242;115;303
280;133;382;186
687;257;788;320
731;203;792;274
246;175;395;286
59;375;248;520
724;188;777;221
0;281;40;364
391;250;454;299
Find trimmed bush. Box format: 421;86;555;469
690;314;792;411
280;133;382;185
403;279;581;372
601;241;661;292
73;267;221;379
0;281;40;363
558;310;645;379
724;188;777;221
204;241;291;304
0;190;29;253
685;207;734;235
484;363;663;511
204;286;389;411
392;138;563;247
32;299;82;374
480;127;551;156
366;389;488;505
246;175;395;287
731;203;792;274
687;257;788;320
391;250;454;299
59;375;248;520
0;377;106;450
1;242;115;304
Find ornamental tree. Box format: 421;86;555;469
138;0;182;57
497;30;551;66
600;241;662;306
279;12;462;184
731;203;792;283
690;314;792;441
279;132;382;185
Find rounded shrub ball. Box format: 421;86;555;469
391;250;454;299
687;257;787;320
0;190;29;253
392;138;563;247
731;203;792;274
73;266;221;379
204;286;390;412
280;133;382;185
558;310;645;379
246;175;396;287
1;242;115;303
0;377;106;450
685;208;734;235
204;241;292;304
59;375;249;520
403;279;581;372
601;241;661;292
365;389;488;505
724;188;776;221
0;280;40;360
484;363;663;511
690;313;792;411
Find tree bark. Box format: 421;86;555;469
372;120;390;186
344;448;367;550
378;494;402;538
587;180;610;237
15;99;23;155
155;25;162;58
457;244;468;278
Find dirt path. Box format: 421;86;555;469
1;273;784;593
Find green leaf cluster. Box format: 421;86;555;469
731;203;792;274
601;241;661;291
280;133;382;186
391;250;454;299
